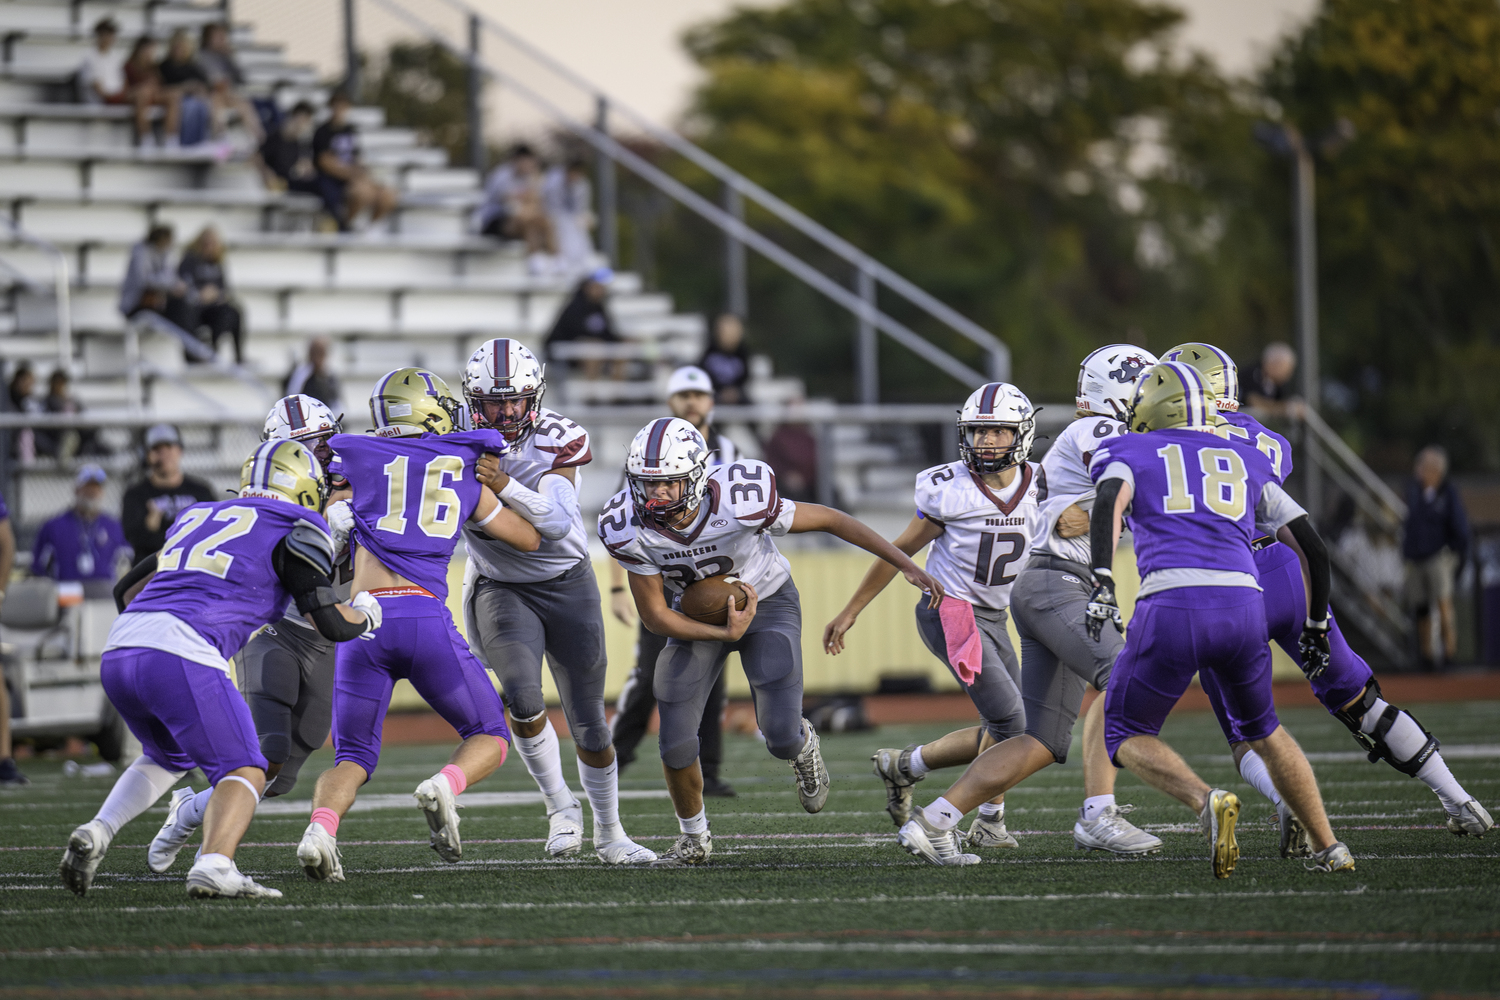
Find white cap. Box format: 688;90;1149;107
666;366;714;398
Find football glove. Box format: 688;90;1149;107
1298;617;1331;679
1085;576;1123;641
325;499;354;554
350;591;383;633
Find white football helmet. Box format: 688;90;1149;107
264;394;341;482
958;382;1036;475
1076;345;1160;420
462;338;546;442
626;417;710;526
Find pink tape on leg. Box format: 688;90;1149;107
440;764;468;796
310;807;341;837
495;735;509;767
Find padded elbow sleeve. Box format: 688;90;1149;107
1090;479;1123;575
114;553;158;612
308;603;369;642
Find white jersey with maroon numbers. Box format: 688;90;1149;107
599;458;797;600
914;460;1044;610
1033;415;1122;566
463;407;592;584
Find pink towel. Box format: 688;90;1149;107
938;596;984;685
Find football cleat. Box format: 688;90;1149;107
1074;804;1162;855
596;836;658;865
546;803;584;858
897;813;981;867
59;820;110;897
414;777;463;863
789;722;830;814
149;787;201;873
965;810;1019;850
1199;789;1240;879
650;831;713;867
702;776;738;798
1276;799;1312;858
872;746;921;826
186;859;283;899
1446;799;1494;838
1304;841;1356;874
296;821;345;882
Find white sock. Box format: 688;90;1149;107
94;756;183;840
1237;749;1282;806
977;801;1003;821
1081;793;1116;822
678;808;708;836
908;745;931;778
515;720;575;813
195;851;233;871
578;757;624;844
923;796;961;831
182;787;213;829
1416;754;1469;814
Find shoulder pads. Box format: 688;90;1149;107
285;519;336;577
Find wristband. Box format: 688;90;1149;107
474;503;503;528
611;586;625;593
1304;616;1329;631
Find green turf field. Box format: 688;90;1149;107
3;701;1498;999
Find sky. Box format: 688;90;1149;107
239;0;1319;133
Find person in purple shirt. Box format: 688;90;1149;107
58;439;380;900
1085;361;1354;878
31;465;133;588
297;368;542;883
1163;344;1493;841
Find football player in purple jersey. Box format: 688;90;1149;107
59;439;380;899
296;369;542;883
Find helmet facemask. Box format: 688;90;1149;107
467;388;541;442
959;422;1025;475
628;465;707;528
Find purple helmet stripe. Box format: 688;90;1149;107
979;383;1001;415
645;418;671;466
494;339;511;380
285;397;305;432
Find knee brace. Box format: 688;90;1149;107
1332;679;1439;777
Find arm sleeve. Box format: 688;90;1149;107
113;552;158;612
1090;478;1125;575
271;538;369;642
1285;515;1331;623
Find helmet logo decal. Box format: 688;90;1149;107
417;372;439;395
1108;356;1149;384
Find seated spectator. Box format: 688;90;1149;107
314;90;397;231
764;400;819;503
158;29;213;146
119;225;193;332
123;36;180;146
196;22;262;143
1242;341;1301;417
284;337;341;410
78;19;127;106
546;268;622;379
544;157;595;277
31;465;132;590
258;101;322;197
121;424;216;562
475;144;550;253
8;363;41;463
699;312;751;405
178;227;244;364
35;369;100;459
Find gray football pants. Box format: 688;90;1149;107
235;620;335;798
914;599;1025;744
463;558;611;754
1010;558;1123;762
656;580;805;770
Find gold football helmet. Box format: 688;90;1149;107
369;367;465;437
1126;362;1224;434
239;438;329;512
1161;343;1240;412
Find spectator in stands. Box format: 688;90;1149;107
119;225;193;333
158;29;213;146
257;101;325;204
178;227;243;364
1243;341;1301;417
7;363;41;463
196;22;261;143
546;268;621;379
0;494;21;786
123;36;180;147
543;157;595;277
78;19;127;106
31;465;132;589
1404;445;1472;668
474;144;550;254
314;90;397;232
764;399;819;503
284;337;341;410
121;423;216;562
699;312;751;405
35;369;98;459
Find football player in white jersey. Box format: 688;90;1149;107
461;339;654;865
610;365;740;797
884;348;1165;865
824;383;1044;863
599;417;943;866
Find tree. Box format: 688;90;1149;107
368;42;473;169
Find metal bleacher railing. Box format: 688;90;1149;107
357;0;1011;400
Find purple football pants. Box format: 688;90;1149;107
1104;586;1279;763
332;593;511;777
1199;542;1374;744
101;648;266;785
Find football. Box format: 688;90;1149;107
679;574;749;625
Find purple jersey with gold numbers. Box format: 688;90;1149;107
330;430;505;602
1220;411;1293;485
122;497;331;660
